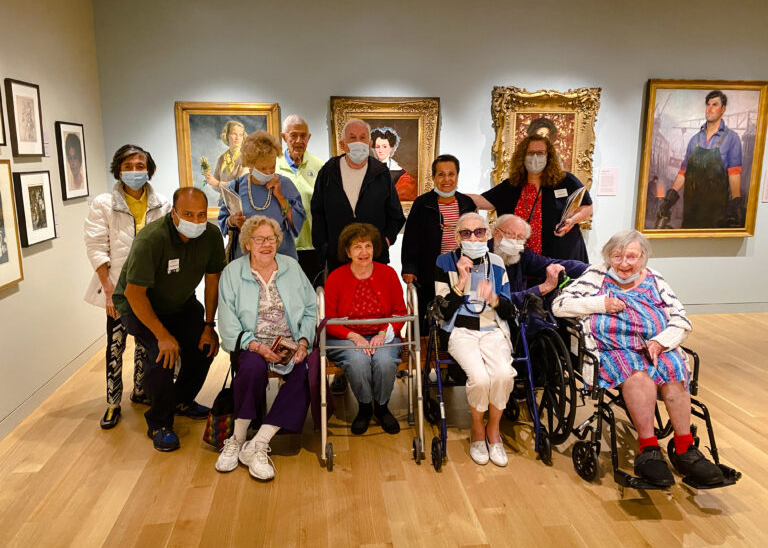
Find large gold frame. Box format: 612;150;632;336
0;159;23;291
491;86;601;192
635;79;768;239
330;96;440;214
174;101;281;217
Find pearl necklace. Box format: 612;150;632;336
247;179;272;211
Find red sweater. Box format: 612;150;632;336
324;262;407;339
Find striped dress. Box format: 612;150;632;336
591;273;688;389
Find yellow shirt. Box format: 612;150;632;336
125;189;149;232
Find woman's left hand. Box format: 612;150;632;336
368;333;386;354
294;339;309;362
476;279;499;307
266;176;283;201
646;340;665;366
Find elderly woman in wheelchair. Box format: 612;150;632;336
552;229;723;487
434;212;515;467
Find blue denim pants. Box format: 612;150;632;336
326;336;401;405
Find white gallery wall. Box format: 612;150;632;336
0;0;107;436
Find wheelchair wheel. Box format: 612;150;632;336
325;442;334;472
572;441;599;481
504;398;520;422
431;436;442;471
425;397;441;425
527;329;577;445
538;433;552;465
412;437;422;463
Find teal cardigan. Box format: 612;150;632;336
218;254;317;353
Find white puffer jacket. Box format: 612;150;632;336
83;182;170;307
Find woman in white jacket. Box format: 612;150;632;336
84;145;170;429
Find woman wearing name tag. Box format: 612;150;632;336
468;134;593;262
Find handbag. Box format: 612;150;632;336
202;332;245;449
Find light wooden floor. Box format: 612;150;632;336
1;314;767;547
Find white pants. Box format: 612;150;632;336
448;327;516;412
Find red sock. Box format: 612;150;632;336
674;433;694;454
638;436;658;452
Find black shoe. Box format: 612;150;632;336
130;390;151;405
351;402;373;435
634;446;674;487
674;446;725;485
147;427;180;452
374;402;400;434
175;401;210;419
100;406;121;429
330;373;348;396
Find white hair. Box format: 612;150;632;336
342;118;372;139
455;212;490;234
494;214;531;240
282;114;308;132
601;229;651;269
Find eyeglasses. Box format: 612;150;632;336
458;228;487;239
495;226;525;239
251;235;277;245
609;253;642;264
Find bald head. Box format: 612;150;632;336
173;187;207;208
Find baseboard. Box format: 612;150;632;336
687;303;768;314
0;335;106;441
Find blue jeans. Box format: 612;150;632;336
326;336;401;405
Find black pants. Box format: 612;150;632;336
297;249;324;288
120;298;213;431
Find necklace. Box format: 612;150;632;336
247;179;272;210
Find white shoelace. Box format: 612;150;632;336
253;444;275;474
220;438;242;457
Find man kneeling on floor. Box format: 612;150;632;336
112;187;226;451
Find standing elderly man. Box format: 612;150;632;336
112;187;226;452
492;214;588;308
311;118;405;273
276;114;325;285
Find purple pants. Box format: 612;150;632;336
233;351;310;433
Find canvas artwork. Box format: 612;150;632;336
4;79;44;157
175;102;281;215
55;122;89;200
13;171;56;247
636;79;768;238
0;160;23;290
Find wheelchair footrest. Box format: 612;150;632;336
614;470;670;491
681;464;741;490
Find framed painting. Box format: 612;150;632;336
491;87;600;188
330;96;440;213
55;121;89;200
635;79;768;238
13;171;56;247
174;101;281;216
4;78;44;157
0;160;23;290
0;85;6;146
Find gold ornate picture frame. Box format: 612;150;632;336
174;101;281;217
636;79;768;239
330;96;440;214
491;87;601;196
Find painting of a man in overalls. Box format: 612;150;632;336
645;88;760;230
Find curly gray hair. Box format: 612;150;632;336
239;214;283;255
601;229;651;269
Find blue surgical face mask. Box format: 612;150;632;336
607;267;639;284
121;171;148;190
345;141;370;164
251;168;273;184
434;187;456;198
460;240;488;259
173;211;207;239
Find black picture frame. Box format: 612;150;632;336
13;171;56;247
4;78;44;157
0;85;6;147
55;121;89;200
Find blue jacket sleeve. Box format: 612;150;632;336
281;176;305;237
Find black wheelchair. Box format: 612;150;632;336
421;293;577;471
558;317;742;492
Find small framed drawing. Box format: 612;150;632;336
174;101;281;216
55;122;89;200
4;78;44;157
330;96;440;214
0;160;23;290
13;171;56;247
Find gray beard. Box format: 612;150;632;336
498;249;522;265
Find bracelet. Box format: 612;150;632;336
281;202;290;216
452;285;463;296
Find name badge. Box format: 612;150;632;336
554;189;568;199
308;170;315;178
168;258;180;274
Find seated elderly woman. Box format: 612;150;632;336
552;230;724;486
435;212;515;467
218;130;305;261
324;223;407;435
217;215;317;481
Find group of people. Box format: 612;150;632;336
83;113;724;487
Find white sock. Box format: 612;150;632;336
233;418;249;442
253;424;280;448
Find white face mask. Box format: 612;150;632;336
251;168;273;183
460;240;488;259
496;237;525;265
524;154;547;174
173;211;207;239
345;141;370;164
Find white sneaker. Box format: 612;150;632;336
469;440;489;465
239;439;256;466
215;437;243;473
488;441;508;467
248;443;275;480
